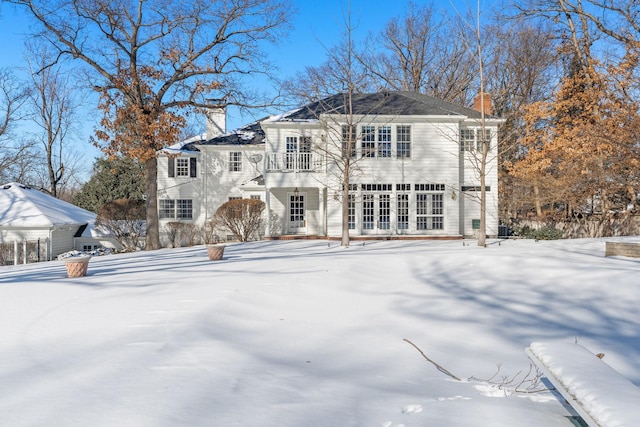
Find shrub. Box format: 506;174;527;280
513;225;563;240
213;198;265;242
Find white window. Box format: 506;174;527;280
229;152;242;172
361;125;376;158
460;129;475;151
396;125;411;158
348;194;356;230
176;158;189;176
378;126;391;157
361;125;392;158
159;199;193;220
168;157;197;177
397;193;409;230
176;199;193;219
476;129;491;151
159;199;175;219
342;125;356;159
415;184;445;231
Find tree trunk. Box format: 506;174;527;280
341;160;350;247
145;157;161;250
533;183;543;218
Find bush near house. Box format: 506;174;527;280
213;199;266;242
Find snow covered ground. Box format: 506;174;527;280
1;238;639;426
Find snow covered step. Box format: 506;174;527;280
526;342;640;427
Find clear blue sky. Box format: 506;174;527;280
0;0;494;167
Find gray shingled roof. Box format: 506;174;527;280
280;92;489;121
184;91;489;150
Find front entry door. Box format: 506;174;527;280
289;193;306;233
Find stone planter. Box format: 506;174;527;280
206;244;225;261
64;255;91;278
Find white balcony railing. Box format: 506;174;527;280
267;153;321;172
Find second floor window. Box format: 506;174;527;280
477;129;492;151
229;152;242;172
168;157;197;178
460;129;475;151
378;126;391;157
362;125;376;158
342;125;356;159
397;125;411;158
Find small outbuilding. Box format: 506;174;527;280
0;183;120;262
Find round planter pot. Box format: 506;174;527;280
63;255;91;278
206;244;225;261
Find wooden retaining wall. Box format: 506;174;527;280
605;241;640;258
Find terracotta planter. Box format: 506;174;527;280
206;244;225;261
64;255;91;278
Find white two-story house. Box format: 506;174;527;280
157;91;503;243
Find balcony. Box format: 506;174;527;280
267;153;322;172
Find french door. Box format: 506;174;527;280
289;193;306;233
362;193;391;233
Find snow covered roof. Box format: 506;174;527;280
0;183;107;238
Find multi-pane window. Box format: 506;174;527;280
159;199;175;219
362;194;375;230
177;199;193;219
176;158;189;176
397;193;409;230
378;126;391;157
362;125;376;158
416;193;444;230
378;194;390;229
460;129;475;151
348;194;356;230
362;183;393;191
168;157;197;178
159;199;193;220
342;125;356;159
229;152;242;171
415;183;445;192
361;125;392;158
397;125;411;158
476;129;491;151
285;136;297;169
250;195;261;200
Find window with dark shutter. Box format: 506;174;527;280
190;157;197;177
168;157;175;177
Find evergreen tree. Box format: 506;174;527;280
73;157;145;214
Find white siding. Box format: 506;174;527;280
160;107;501;240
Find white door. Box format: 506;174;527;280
362;193;391;234
289;193;306;233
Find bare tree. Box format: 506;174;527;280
364;2;476;105
9;0;292;250
0;68;34;183
24;41;83;197
482;21;561;221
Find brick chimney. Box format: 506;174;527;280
205;100;226;140
473;92;492;116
